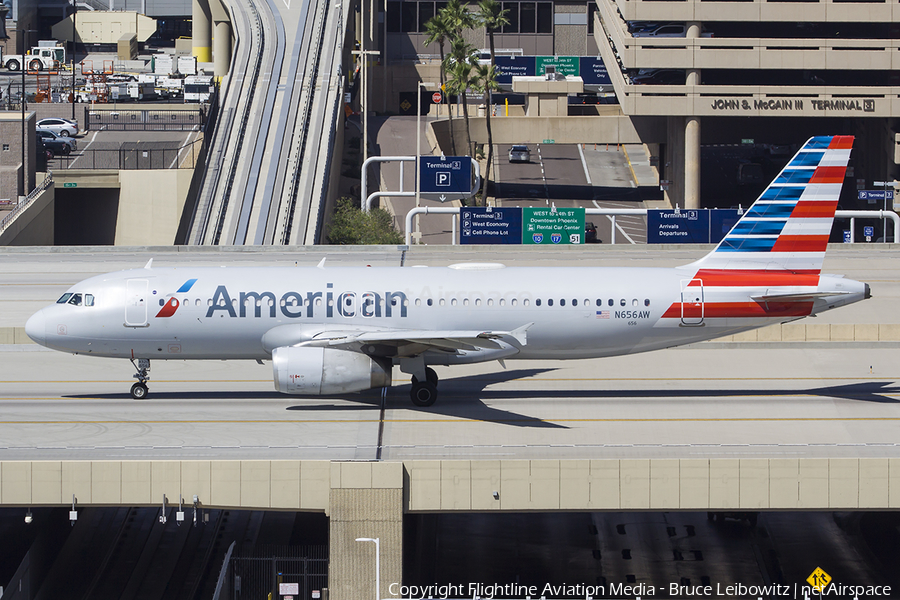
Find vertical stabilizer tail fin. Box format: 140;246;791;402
688;135;854;273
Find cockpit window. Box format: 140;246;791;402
68;293;82;306
57;293;73;304
85;294;95;307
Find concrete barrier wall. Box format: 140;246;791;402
1;458;898;511
0;460;333;510
405;458;900;511
0;183;54;246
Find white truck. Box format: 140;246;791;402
3;45;64;71
183;75;214;102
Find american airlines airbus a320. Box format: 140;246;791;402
26;136;869;406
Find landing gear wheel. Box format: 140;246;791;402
131;382;148;399
410;381;438;407
411;367;439;386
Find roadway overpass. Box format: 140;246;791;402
187;0;351;246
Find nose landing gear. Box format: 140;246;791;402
130;358;150;399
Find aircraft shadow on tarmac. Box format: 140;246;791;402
288;368;569;429
459;380;900;404
66;379;897;421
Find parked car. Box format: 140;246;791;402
508;145;531;163
585;221;598;243
630;69;685;85
36;129;77;157
36;117;79;137
632;23;713;38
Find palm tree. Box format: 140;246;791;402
444;36;479;162
477;0;509;68
442;0;477;38
423;12;452;136
472;62;501;201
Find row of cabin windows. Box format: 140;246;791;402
184;297;652;309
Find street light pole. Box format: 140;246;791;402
355;537;380;600
415;81;436;245
874;180;898;242
351;49;381;168
72;0;77;119
20;28;38;199
21;28;25;199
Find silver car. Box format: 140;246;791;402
508;145;531;163
36;117;80;137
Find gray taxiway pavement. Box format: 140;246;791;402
1;245;898;462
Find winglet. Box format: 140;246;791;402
144;258;153;270
317;257;327;269
510;322;533;346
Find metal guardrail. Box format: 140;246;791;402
87;107;208;132
48;137;204;170
0;174;53;236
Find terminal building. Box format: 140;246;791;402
378;0;900;210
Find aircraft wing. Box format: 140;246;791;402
261;323;532;356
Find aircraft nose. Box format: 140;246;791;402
25;309;47;346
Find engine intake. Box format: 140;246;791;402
272;346;391;395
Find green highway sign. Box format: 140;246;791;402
536;56;580;77
523;207;585;245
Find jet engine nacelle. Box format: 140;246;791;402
272;346;391;395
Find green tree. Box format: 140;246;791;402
441;0;477;38
477;0;509;68
444;36;479;162
423;12;453;149
327;197;404;245
472;62;501;200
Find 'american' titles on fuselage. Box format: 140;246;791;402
203;284;409;319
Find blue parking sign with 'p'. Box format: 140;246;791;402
436;172;451;186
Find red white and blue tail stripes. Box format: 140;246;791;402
662;136;855;325
692;135;853;274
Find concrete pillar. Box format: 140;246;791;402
665;116;685;208
685;116;701;209
686;22;701;86
192;0;212;63
213;20;231;76
328;463;403;600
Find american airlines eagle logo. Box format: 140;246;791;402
155;279;198;318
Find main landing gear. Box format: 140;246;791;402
410;367;439;407
130;358;150;399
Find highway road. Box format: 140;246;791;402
373;118;649;244
1;246;898;463
188;0;348;246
